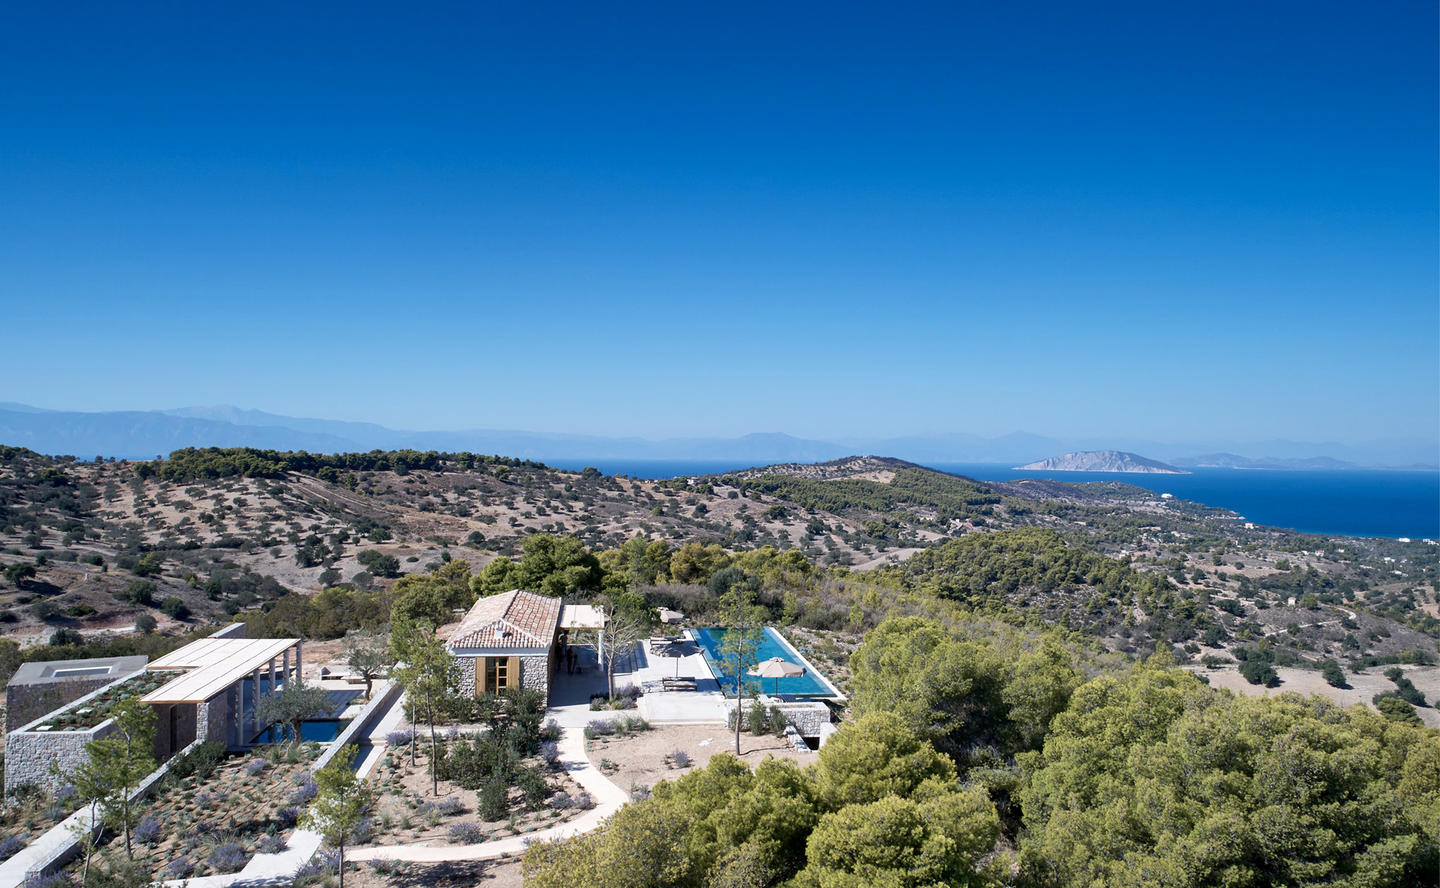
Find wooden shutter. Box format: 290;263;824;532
507;656;519;690
475;658;485;696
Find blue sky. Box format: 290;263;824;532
1;1;1435;444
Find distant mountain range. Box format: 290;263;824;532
1015;451;1188;474
0;403;1433;469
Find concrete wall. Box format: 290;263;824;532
311;680;402;773
209;621;248;640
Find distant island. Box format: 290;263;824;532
1015;450;1190;474
1174;452;1360;471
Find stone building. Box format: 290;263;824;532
447;589;605;701
5;656;147;733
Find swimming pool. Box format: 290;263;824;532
692;627;839;698
252;719;350;744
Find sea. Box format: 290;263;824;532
543;458;1440;540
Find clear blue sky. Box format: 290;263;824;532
2;1;1435;444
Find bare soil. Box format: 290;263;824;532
1190;663;1440;729
366;739;586;845
585;723;818;798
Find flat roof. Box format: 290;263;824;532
7;656;148;687
559;604;606;630
143;637;300;704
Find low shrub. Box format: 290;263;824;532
670;749;692;769
170;741;226;780
166;858;195;879
257;834;288;854
134;814;162;845
0;836;27;862
770;706;788;737
290;777;318;806
747;700;768;735
448;821;484;844
295;849;340;880
517;766;549;809
208;842;249;874
386;729;413;746
245;758;269;777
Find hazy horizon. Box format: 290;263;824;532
1;399;1434;467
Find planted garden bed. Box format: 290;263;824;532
366;730;589;846
33;672;171;731
61;741;324;883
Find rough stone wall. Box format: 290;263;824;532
456;657;476;697
452;654;550;700
520;655;549;700
772;701;831;737
6;679;113;734
197;694;230;745
5;719;116;796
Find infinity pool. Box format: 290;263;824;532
693;627;839;698
252;719;349;744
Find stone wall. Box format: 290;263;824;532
5;719;116;797
768;700;831;738
197;691;233;745
5;679;112;734
457;658;476;697
521;654;549;699
453;653;552;700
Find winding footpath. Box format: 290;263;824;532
347;696;630;863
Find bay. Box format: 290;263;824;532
544;458;1439;540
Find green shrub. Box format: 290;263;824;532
170;741;227;781
748;700;768;736
769;706;788;738
478;779;508;821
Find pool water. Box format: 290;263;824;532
693;627;837;698
252;719;349;744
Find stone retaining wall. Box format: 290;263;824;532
6;679;113;735
4;719;115;797
3;669;147;797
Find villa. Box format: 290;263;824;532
446;589;605;700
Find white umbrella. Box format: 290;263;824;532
748;656;805;696
655;639;692;677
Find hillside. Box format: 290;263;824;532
1015;449;1188;473
0;446;1435;719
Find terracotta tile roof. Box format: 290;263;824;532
447;590;561;651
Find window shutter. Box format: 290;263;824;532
475;658;485;696
507;656;520;690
